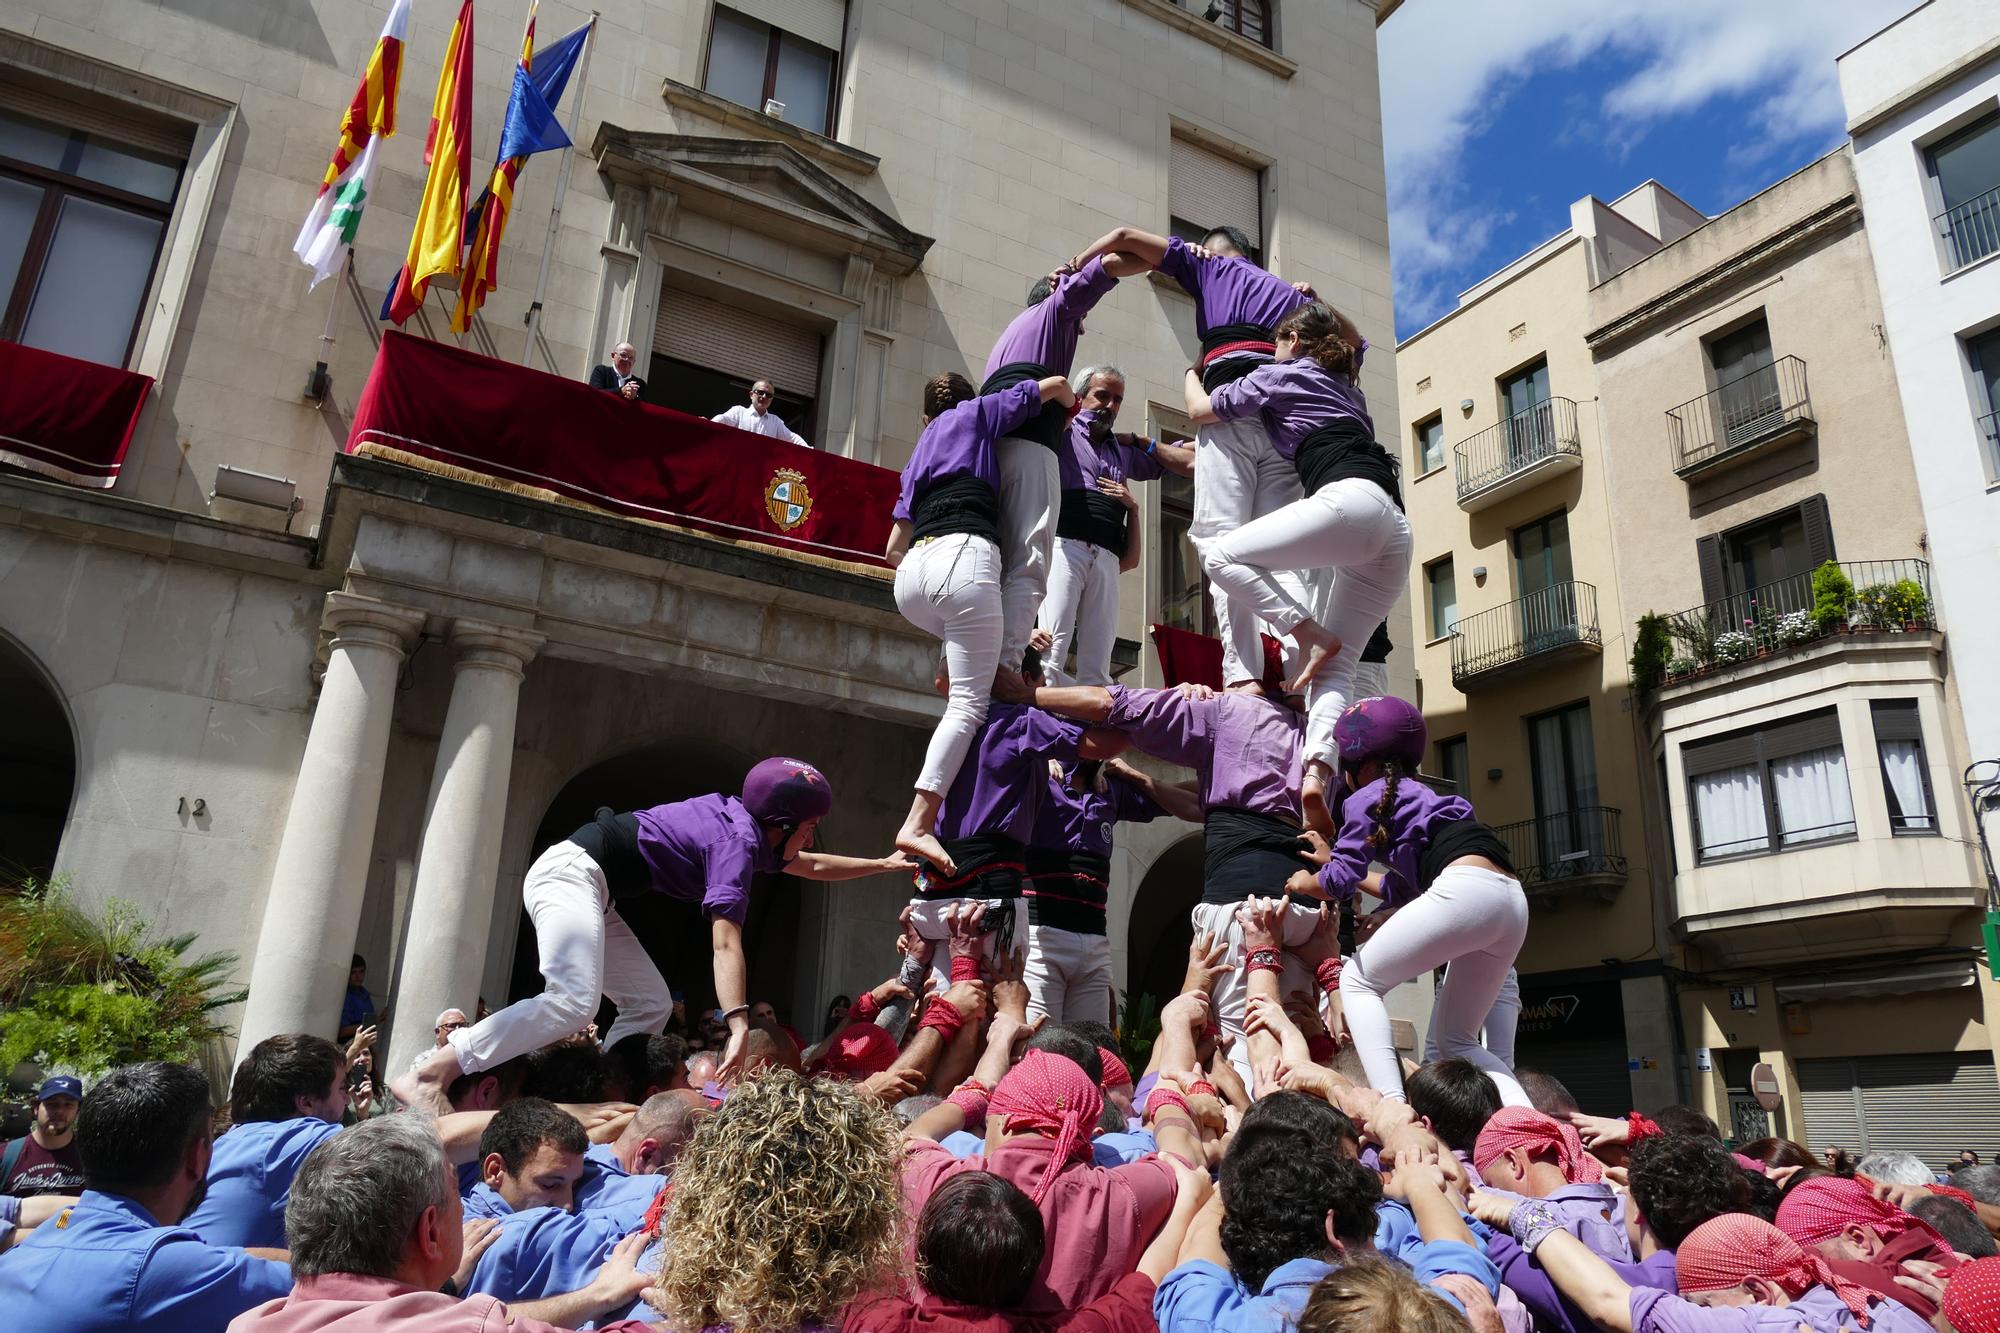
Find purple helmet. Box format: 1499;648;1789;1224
742;757;833;828
1332;695;1427;772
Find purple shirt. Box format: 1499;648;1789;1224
1060;410;1167;491
1315;778;1475;906
1103;685;1302;822
1155;235;1310;340
982;257;1117;379
936;703;1087;845
1490;1242;1674;1333
633;794;785;926
1029;763;1166;855
1208;358;1374;460
894;380;1044;522
1627;1285;1928;1333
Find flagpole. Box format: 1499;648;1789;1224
521;11;597;367
307;254;347;404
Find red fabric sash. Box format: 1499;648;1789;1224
1200;339;1275;365
0;340;153;489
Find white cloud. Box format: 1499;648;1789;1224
1379;0;1904;335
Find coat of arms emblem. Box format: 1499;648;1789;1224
765;467;812;531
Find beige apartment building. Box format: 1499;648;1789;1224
1396;145;2000;1152
0;0;1417;1071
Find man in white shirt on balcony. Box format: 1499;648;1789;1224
713;380;811;447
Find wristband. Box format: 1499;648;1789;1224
1145;1087;1191;1122
1315;957;1345;992
1246;948;1282;975
917;997;966;1044
1187;1079;1217;1098
948;1080;990;1127
852;991;882;1023
949;954;983;984
720;1004;750;1023
1508;1200;1564;1254
1144;436;1157;455
1627;1111;1662;1142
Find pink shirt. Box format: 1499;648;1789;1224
901;1139;1178;1316
226;1273;655;1333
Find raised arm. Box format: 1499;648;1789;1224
1105;757;1204;825
1070;226;1173;272
1025;683;1115;721
1467;1191;1637;1333
787;849;913;881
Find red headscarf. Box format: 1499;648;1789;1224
1097;1047;1134;1091
1775;1175;1955;1267
989;1050;1103;1206
1944;1255;2000;1333
1676;1214;1876;1326
1472;1107;1603;1185
809;1023;900;1080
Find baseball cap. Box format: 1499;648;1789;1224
36;1075;82;1102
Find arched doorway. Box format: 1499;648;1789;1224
1123;832;1205;1022
509;741;805;1025
0;635;74;884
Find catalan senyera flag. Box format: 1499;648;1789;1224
294;0;412;290
381;0;476;326
450;7;590;333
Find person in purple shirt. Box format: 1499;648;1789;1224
1286;696;1529;1107
1022;754;1199;1024
398;759;906;1109
1066;224;1318;692
885;370;1076;879
1184;300;1410;833
1039;364;1196;687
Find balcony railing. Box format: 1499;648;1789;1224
1453;396;1582;507
1656;558;1935;683
1450;580;1601;686
1493;807;1627;895
1937;185;2000;273
1666;356;1813;475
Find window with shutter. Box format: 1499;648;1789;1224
1695;534;1726;607
1168;136;1263;259
1682;708;1854;861
651;281;824;435
1799;494;1835;568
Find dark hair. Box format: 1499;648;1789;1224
1403;1059;1501;1155
1096;1100;1127;1134
1022;1024;1104;1085
1515;1068;1581;1117
1274;301;1361;384
351;954;365;970
1909;1194;1998;1258
1239;1089;1359;1151
78;1061;213;1195
1021;644;1043;681
478;1098;589;1176
1202;225;1254;259
608;1033;688;1097
1221;1126;1381;1288
924;372;975;419
917;1171;1045;1308
448;1053;529;1110
1627;1134;1743;1250
1650;1104;1721;1141
229;1033;345;1124
1737;1137;1816;1172
522;1044;606;1103
1739;1168;1782;1222
1067;1020;1119;1055
1026;276;1053;306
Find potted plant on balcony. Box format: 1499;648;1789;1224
1890;578;1930;631
1775;609;1816;647
1666;655;1697;682
1630;613;1671;690
1713;629;1756;664
1810;561;1853;635
1667;611;1719;676
1853;582;1900;630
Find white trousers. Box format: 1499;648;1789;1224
1191;899;1325;1085
997;437;1061;673
1425;966;1520;1068
906;896;1028;993
1023;923;1114;1025
447;841;673;1073
1039;537;1121;685
1353;657;1391;702
1340;865;1530;1107
895;533;1004;796
1205;478;1413;767
1189;416;1307;686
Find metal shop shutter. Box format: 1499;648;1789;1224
1513;1036;1633;1118
725;0;845;52
654;283;822;398
1797;1053;2000;1167
1169;136;1262;246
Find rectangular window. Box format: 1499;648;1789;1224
1500;359;1552;467
1694;495;1834;614
652;282;822;435
1169;136;1263;264
1189;0;1273;48
1437;736;1469;796
1706;319;1784;447
1415;415;1445;474
1157;468;1214;637
1684;708;1856;862
1871;700;1937;836
1425;557;1457;640
1968;328;2000;484
701;4;842;137
1927;111;2000;271
1529;701;1602;871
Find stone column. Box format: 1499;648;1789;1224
385;620;545;1077
237;593;426;1056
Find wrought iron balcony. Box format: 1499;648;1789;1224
1453;396;1582;511
1936;184;2000;273
1450;580;1601;688
1492;806;1627;899
1653;558;1936;685
1666;356;1813;477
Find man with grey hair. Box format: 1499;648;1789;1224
1037;363;1193;685
1854;1150;1935;1186
230;1114;653;1333
713;379;810;446
587;344;644;401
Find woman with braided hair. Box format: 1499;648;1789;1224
1286;696;1529;1107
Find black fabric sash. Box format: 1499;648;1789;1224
1199;322;1276;393
1417;820;1516;891
911;474;1000;544
1294;419;1404;510
981;362;1067;451
1024;848;1110;936
1361;619;1393;664
568;808;650;902
1202;807;1311;904
912;832;1026;901
1056;487;1129;552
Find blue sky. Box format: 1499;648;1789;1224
1376;0;1918;342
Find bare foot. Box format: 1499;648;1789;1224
392;1045;462;1116
1286;624;1342;695
1302;766;1335;839
896;827;957;878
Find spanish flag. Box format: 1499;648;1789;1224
451;6;590;333
294;0;411;290
382;0;475;326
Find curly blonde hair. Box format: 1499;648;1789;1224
1296;1258;1471;1333
652;1068;906;1333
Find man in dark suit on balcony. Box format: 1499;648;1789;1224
588;342;644;401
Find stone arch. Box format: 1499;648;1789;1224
0;630;77;883
1121;830;1206;1023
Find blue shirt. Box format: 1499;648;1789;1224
941;1130;1158;1169
183;1116;343;1249
0;1189;291;1330
1155;1241;1498;1333
341;985;375;1028
574;1143;667;1217
462;1205;632;1305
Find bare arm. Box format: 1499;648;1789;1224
1104;758;1203;826
16;1196;77;1229
1176;1188;1230;1270
1138;1162;1215;1282
885;519;912;567
711;916;750;1080
1113;480;1143;574
1070;226;1172;272
1029;684;1115;722
1151;435;1196;478
787;850;911;881
1467;1192;1636;1333
1183;368;1218;425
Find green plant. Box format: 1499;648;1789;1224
0;877;244;1080
1810;562;1854;635
1666;611;1720;666
1116;989;1161;1074
1852;581;1927;629
1630;613;1672;690
1666;655;1698;678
